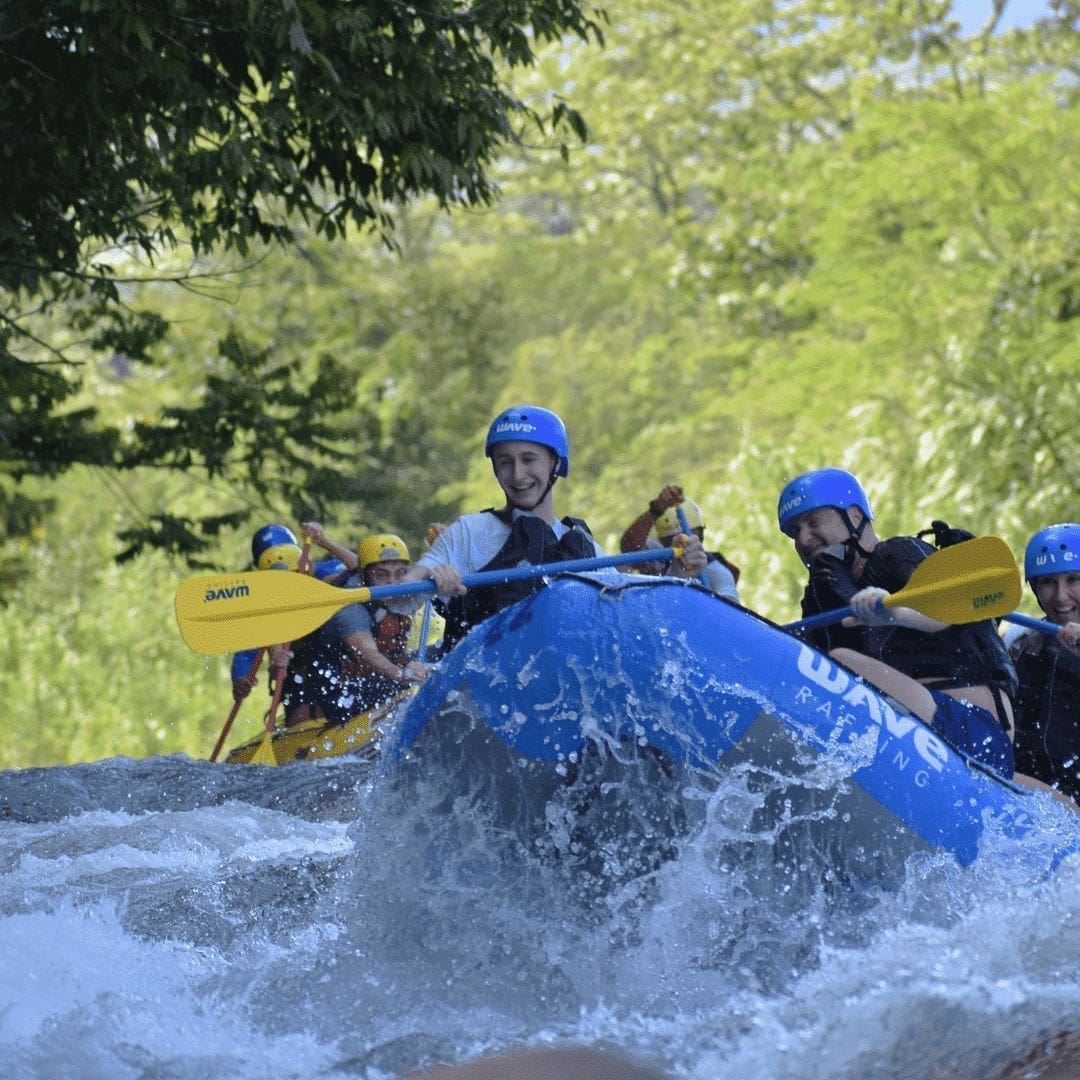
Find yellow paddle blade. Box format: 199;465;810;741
174;572;372;655
884;536;1021;624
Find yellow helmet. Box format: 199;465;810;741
655;499;704;540
358;533;411;570
257;543;303;571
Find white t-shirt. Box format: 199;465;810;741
416;509;604;581
694;558;740;604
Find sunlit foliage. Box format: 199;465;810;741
2;0;1076;767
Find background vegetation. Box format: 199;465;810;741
2;0;1076;768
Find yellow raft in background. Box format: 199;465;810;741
224;692;410;766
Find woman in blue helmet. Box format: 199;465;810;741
404;404;707;649
777;468;1018;777
1009;524;1080;800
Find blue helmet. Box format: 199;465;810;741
485;405;570;477
777;468;873;537
1024;523;1080;581
251;523;297;566
313;558;347;580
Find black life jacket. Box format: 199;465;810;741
1010;631;1080;799
441;508;597;650
802;534;1018;698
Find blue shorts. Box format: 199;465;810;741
929;691;1014;778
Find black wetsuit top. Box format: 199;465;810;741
800;535;1017;697
1010;630;1080;799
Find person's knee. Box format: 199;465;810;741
826;648;936;722
829;647;862;668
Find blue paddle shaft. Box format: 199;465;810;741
785;601;890;633
361;547;678;603
791;609;1061;637
1002;611;1061;636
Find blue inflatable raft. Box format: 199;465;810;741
383;574;1076;877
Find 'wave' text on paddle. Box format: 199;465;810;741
203;585;251;602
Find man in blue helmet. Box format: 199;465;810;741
1009;524;1080;801
404;404;707;649
777;468;1018;777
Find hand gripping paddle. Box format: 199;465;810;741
785;536;1022;633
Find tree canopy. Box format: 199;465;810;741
0;0;601;563
1;0;1078;767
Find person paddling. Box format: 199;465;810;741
256;532;330;727
619;483;685;576
306;534;433;722
620;486;740;602
1009;524;1080;801
230;523;302;708
403;405;708;649
777;467;1017;776
656;499;740;602
240;523;363;725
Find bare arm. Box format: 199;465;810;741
302;521;359;571
844;586;948;632
620;485;682;552
342;631;429;684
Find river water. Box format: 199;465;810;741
2;699;1079;1079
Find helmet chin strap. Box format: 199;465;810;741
839;509;874;560
503;459;561;514
513;472;558;513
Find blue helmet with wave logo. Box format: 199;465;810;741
1024;523;1080;581
251;523;297;566
485;405;570;477
777;468;873;537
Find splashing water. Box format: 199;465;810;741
1;685;1079;1079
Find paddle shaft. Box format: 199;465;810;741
209;648;264;762
790;598;899;633
1002;611;1062;636
370;546;680;602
